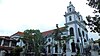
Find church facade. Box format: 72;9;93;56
43;2;89;56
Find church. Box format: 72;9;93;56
8;1;90;56
42;1;89;56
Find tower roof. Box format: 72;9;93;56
69;1;72;6
67;1;75;8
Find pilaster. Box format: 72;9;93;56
1;40;4;46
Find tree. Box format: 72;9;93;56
86;0;100;12
11;46;23;56
21;29;44;56
86;0;100;35
95;38;100;46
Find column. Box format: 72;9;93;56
1;40;4;46
1;50;5;56
66;41;71;56
9;41;12;47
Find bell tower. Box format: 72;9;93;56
67;1;75;13
64;1;89;53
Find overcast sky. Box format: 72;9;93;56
0;0;99;40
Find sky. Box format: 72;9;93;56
0;0;99;40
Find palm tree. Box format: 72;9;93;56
53;24;73;56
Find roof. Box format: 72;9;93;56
10;27;65;38
16;31;24;35
0;36;10;40
42;27;65;37
0;36;17;41
0;36;9;37
42;30;54;37
11;31;24;37
0;36;10;39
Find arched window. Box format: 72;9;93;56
84;38;87;42
77;39;80;42
70;27;74;36
69;8;71;12
79;17;80;20
48;38;51;42
82;31;84;37
48;45;50;53
78;28;81;37
71;40;76;52
69;16;72;21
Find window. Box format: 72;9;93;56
70;27;74;36
77;39;80;42
79;17;80;20
71;40;76;52
84;38;87;42
63;44;66;52
69;16;72;21
48;45;50;53
48;38;51;42
3;40;9;46
69;8;71;12
11;41;16;47
55;44;58;53
78;28;81;37
0;39;2;46
82;31;84;37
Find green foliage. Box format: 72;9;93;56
86;0;100;35
62;35;73;42
95;38;100;43
22;29;44;56
87;0;100;13
95;38;100;46
53;24;73;53
12;46;23;56
86;15;100;33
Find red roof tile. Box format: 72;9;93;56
11;27;65;37
11;31;24;37
42;30;54;37
42;27;65;37
17;31;24;35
